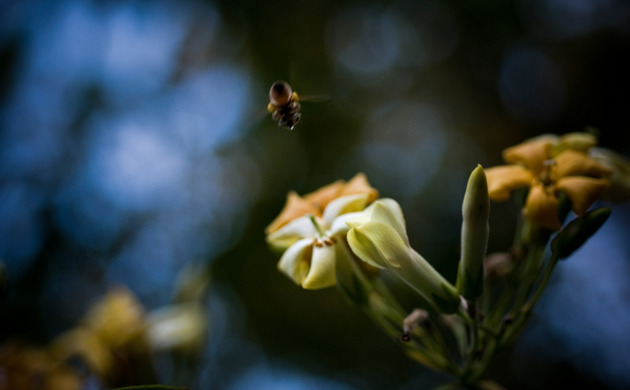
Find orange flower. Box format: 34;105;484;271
265;173;378;234
486;134;612;230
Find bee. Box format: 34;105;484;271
267;80;301;130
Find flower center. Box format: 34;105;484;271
307;214;336;247
308;214;327;237
538;158;556;187
314;236;337;247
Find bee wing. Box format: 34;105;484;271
298;94;330;103
252;107;271;123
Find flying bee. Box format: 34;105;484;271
267;80;301;130
267;80;328;130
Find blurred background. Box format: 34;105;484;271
1;0;630;389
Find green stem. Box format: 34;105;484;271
500;253;559;346
504;243;546;320
521;254;559;313
462;219;551;385
338;238;457;374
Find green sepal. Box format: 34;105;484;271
431;283;462;314
551;207;611;260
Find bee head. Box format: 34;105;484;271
269;81;293;106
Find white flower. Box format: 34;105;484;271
267;193;373;289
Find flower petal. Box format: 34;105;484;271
266;215;318;250
485;165;534;201
322;193;370;227
329;211;364;235
303;180;345;210
50;329;112;377
348;221;409;268
556;177;610;216
339;172;379;203
553;150;613;179
554;132;597;155
277;238;314;286
302;244;337;289
84;287;146;348
369;199;409;246
523;184;562;230
265;191;319;234
590;147;630;202
346;224;386;269
503;136;556;175
347;220;460;313
146;303;207;352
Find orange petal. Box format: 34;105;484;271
485;165;534;201
265;191;319;234
503;136;556;176
303;180;345;211
554;132;597;155
339;173;379;204
556;177;610;216
553;150;613;179
524;184;562;230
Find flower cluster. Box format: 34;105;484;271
485;133;612;230
265;132;630;389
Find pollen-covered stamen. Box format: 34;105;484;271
539;158;557;187
313;236;336;247
308;214;336;247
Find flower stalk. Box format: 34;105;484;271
265;133;629;388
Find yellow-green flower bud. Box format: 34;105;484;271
457;165;490;299
347;199;461;313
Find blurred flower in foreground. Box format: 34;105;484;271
49;284;208;387
266;174;378;289
0;341;83;390
50;287;153;384
346;199;461;313
485;133;612;230
146;303;207;354
590;147;630;203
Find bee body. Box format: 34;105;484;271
268;81;302;130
